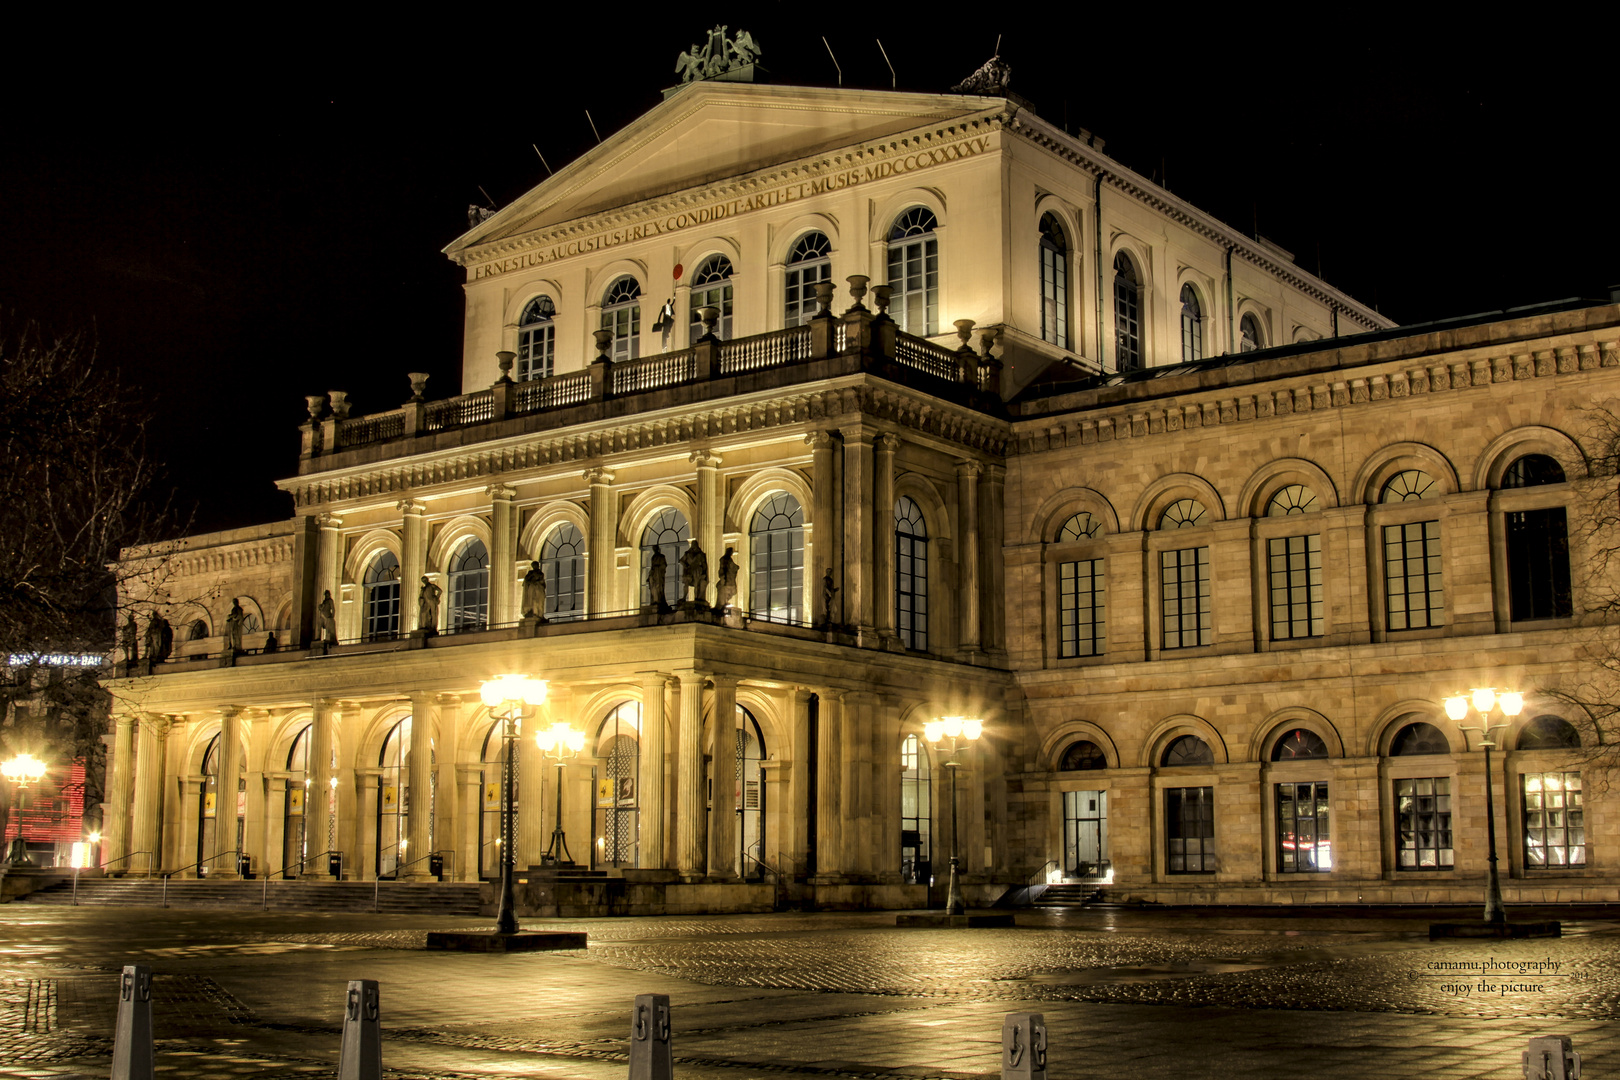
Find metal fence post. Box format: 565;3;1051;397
1002;1012;1047;1080
338;979;382;1080
629;993;673;1080
111;965;154;1080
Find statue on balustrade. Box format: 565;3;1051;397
143;613;172;664
522;561;548;620
647;550;670;613
222;600;247;654
120;613;139;665
716;547;738;610
680;539;709;606
317;590;338;644
418;576;441;634
821;567;840;628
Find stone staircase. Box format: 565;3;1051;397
19;876;486;915
1032;882;1104;908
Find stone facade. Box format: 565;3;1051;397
100;78;1620;908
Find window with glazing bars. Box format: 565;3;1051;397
601;277;641;361
1268;534;1323;639
1166;786;1214;872
363;552;401;640
895;496;928;650
1384;521;1443;630
1039;213;1068;347
517;296;555;381
1276;781;1330;872
1394;777;1452;869
785;232;832;327
689;255;734;339
1059;559;1104;657
748;493;804;623
541;524;586;621
1161;547;1211;648
887;208;938;336
1113;253;1141;372
1523;771;1584;868
448;540;489;630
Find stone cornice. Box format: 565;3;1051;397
280;379;1011;511
1010;336;1620;457
1003;116;1390;333
169;538;295;579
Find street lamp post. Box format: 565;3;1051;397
536;722;586;866
923;716;983;915
1444;687;1524;926
478;674;549;936
3;754;49;866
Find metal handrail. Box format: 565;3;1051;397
161;850;240;907
100;850;154;876
373;849;455;911
1026;859;1060;887
262;849;347;909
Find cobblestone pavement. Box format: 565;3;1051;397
0;905;1616;1079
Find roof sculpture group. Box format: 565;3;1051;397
675;25;761;84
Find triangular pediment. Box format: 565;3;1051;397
445;83;1001;261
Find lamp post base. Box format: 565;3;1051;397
944;856;965;915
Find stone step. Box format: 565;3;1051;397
1035;884;1103;907
20;878;485;915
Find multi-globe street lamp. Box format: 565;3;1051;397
923;715;982;915
478;674;548;935
1443;687;1524;925
1;753;47;786
536;722;586;865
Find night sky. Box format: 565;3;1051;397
1;16;1609;536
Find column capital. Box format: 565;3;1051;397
954;459;983;478
318;512;344;530
398;499;427;516
688;450;723;469
486;484;517;502
218;704;244;720
804;429;840;450
708;672;740;690
875;432;901;454
637;671;672;689
673;668;708;687
435;693;462;707
584;467;616;486
819;687;847;704
982;462;1006;483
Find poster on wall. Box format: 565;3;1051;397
288;787;305;814
483;782;500;811
381;785;397;812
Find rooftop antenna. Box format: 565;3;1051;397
876;39;895;88
477;185;495;207
585;110;602;144
822;37;841;86
532;144;552;176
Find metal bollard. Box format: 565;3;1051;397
629;993;674;1080
1002;1012;1047;1080
338;980;382;1080
1524;1036;1581;1080
111;965;154;1080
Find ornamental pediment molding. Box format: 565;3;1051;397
458;114;1007;273
1011;338;1620;456
284;382;1010;509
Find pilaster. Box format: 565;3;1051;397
488;485;517;626
586;468;617;615
399;500;427;631
405;692;435;879
805;431;841;626
130;715;170;874
956;460;982;654
675;670;707;879
841;430;874;637
873;434;899;638
638;672;670;869
692;452;723;606
214;707;243;878
707;674;739;877
815;689;845;879
104;713;136;871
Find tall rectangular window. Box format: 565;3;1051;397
1507;507;1572;620
1276;781;1331;872
1166;786;1214;872
1063;790;1108;875
1523;771;1584;868
1059;559;1105;657
1269;535;1324;639
1384;521;1444;630
1161;547;1212;649
1394;777;1452;869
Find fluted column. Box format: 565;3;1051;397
400;500;427;631
692;452;723;605
873;434;899;637
805;431;841;625
586;468;617;614
130;716;170;874
308;699;336;872
638;672;669;869
707;675;739;877
956;460;982;652
241;710;269;877
104;713;136;871
215;707;243;877
982;464;1007;656
317;513;344;628
788;688;814;877
435;694;461;877
405;692;435;879
675;670;707;879
841;430;874;636
488;485;517;626
517;687;550;868
815;690;845;878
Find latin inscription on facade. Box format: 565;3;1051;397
470;133;997;280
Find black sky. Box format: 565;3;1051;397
1;15;1610;535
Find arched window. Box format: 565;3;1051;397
900;733;931;883
888;208;939;336
602;276;641;362
1267;485;1321;516
477;718;513;880
517;296;556;381
1390;721;1449;755
1113;253;1142;372
598;702;641;867
895;496;928;650
1057;512;1105;658
1380;471;1443;631
784;232;832;327
1266;486;1325;641
1501;454;1572;621
640;509;690;607
196;734;243;875
1162;735;1214;766
284;726;309;876
1240;313;1265;352
363;551;401;641
690;255;734;339
1272;729;1329;760
711;705;768;880
1059;740;1107;771
541;524;586;621
447;539;489;631
1159;500;1212;649
378;716;433;879
749;493;804;623
1039;213;1069;348
1518;715;1581;750
1179;284;1203;362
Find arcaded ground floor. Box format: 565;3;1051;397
2;903;1619;1079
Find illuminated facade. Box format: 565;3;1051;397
101;76;1620;907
